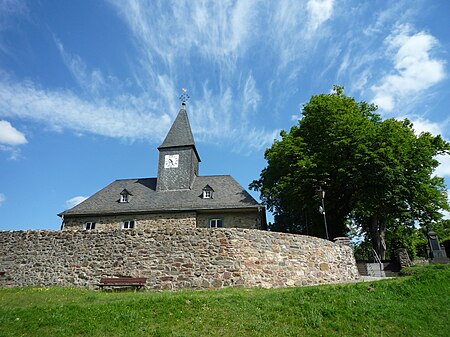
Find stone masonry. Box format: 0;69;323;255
0;228;359;290
63;212;197;230
63;210;259;231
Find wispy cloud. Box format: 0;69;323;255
407;117;450;179
108;0;259;75
371;25;446;112
0;78;171;142
103;0;284;151
65;195;87;209
0;74;277;152
270;0;334;70
0;193;5;206
443;199;450;219
190;78;278;153
435;155;450;178
0;0;28;55
408;117;449;138
306;0;334;34
1;0;446;157
55;38;106;96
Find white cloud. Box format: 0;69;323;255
0;78;172;142
408;117;448;137
65;196;88;209
55;38;105;95
435;154;450;178
0;193;5;206
362;2;411;37
243;73;261;114
443;205;450;220
401;117;450;179
0;0;28;55
0;75;277;152
372;25;446;112
271;0;333;69
189;82;278;153
108;0;258;72
0;120;27;145
306;0;334;33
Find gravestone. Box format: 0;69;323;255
395;248;412;269
427;231;449;264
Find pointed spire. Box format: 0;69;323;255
158;89;200;163
159;107;196;149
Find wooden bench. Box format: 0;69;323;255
98;277;147;290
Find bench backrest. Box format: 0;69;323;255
100;277;147;284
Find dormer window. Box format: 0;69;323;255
202;185;214;199
119;189;131;203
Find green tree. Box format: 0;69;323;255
251;86;450;259
353;118;450;259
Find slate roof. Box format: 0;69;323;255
60;175;261;217
159;107;195;148
159;106;201;161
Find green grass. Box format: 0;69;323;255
1;264;449;337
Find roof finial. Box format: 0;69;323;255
179;88;190;106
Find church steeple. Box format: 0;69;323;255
156;94;201;191
158;104;197;152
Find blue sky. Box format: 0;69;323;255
1;0;449;230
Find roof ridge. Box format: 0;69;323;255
114;177;156;181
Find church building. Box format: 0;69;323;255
59;101;266;231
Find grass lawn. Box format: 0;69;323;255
0;264;449;337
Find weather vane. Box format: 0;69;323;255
179;88;190;105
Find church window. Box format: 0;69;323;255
122;220;135;229
84;222;96;230
209;219;223;228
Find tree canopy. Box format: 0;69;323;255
251;86;450;259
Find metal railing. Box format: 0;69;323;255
372;249;384;277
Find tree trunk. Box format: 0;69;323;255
370;215;387;261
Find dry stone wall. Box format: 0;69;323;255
0;228;359;290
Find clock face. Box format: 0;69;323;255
164;154;179;168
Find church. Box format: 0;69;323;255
59;100;267;231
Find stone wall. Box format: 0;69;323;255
0;228;359;290
196;210;259;229
63;212;197;231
